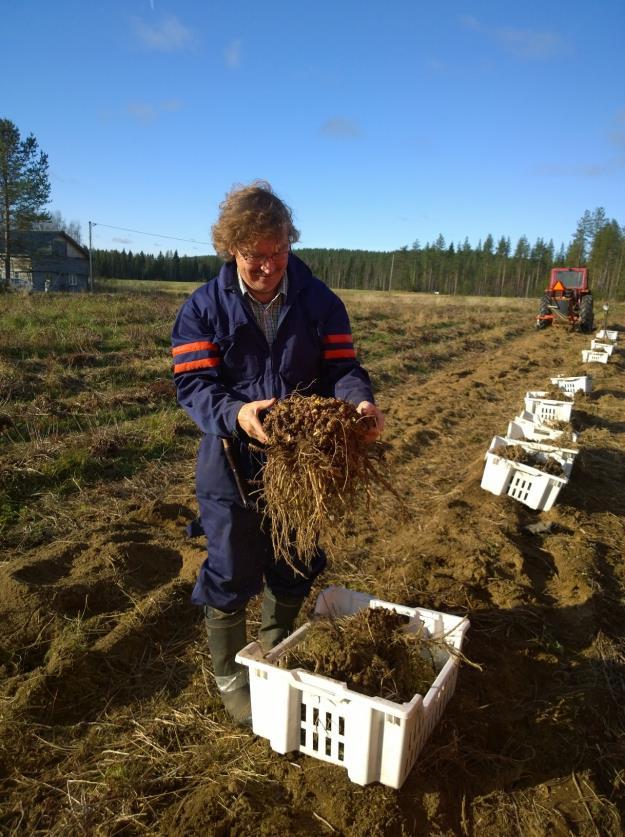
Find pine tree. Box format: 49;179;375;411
0;119;51;288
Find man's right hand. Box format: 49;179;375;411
237;398;276;444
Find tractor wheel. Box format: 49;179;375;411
536;296;552;329
579;294;594;333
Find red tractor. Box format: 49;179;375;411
536;267;594;332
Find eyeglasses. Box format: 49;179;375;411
237;245;290;267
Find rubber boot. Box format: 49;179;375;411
258;587;306;653
204;606;252;726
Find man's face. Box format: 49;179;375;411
232;236;290;302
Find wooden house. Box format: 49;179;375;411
0;230;90;292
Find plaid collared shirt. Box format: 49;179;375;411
238;271;288;346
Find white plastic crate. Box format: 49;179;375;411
481;435;574;510
236;586;469;789
524;392;573;422
590;340;614;355
549;375;592;395
596;329;618;341
582;349;609;364
507;411;577;443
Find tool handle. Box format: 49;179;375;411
222;438;252;509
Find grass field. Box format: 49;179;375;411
1;288;624;835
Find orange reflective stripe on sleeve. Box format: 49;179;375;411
322;334;352;344
173;358;220;373
172;341;218;356
323;348;357;359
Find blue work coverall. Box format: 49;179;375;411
171;254;375;612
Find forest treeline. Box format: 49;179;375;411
93;208;625;299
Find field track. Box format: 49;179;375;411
1;291;624;835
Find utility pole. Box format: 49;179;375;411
388;252;395;292
88;221;96;292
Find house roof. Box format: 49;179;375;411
0;230;89;259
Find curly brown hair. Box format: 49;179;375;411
211;180;300;260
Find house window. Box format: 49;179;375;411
52;240;67;257
68;274;78;287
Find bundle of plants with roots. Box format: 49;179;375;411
260;393;389;567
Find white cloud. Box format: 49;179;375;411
224;39;241;69
320;117;362;139
127;102;156;122
113;236;133;245
494;26;562;60
460;15;564;60
425;58;452;76
532;160;623;177
126;99;185;123
132;15;194;51
609;109;625;148
609;131;625;149
160;98;185;113
459;15;481;32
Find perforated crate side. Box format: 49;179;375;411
550;376;592;395
507;416;565;443
523;396;573;422
590;340;614;355
506;468;563;510
582;350;609;364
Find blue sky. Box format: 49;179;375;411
2;0;624;257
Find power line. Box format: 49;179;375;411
91;221;212;247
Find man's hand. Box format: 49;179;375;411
237;398;276;444
356;401;385;442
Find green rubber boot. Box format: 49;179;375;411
258;587;306;653
204;606;252;726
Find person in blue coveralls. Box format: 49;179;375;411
171;181;384;724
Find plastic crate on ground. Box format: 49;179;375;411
582;349;609;364
526;387;574;401
596;329;618;341
590;340;615;355
235;586;469;789
481;435;575;510
507;411;577;443
550;375;592;395
524;392;574;422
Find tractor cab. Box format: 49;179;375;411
548;267;588;294
536;267;593;332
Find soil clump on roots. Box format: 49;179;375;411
261;394;389;566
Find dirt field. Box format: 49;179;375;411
1;290;624;835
